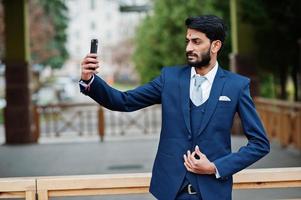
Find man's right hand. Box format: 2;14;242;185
80;53;100;81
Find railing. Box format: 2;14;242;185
35;103;161;141
34;98;301;149
0;168;300;199
0;177;36;199
35;103;105;141
255;97;301;150
103;105;161;136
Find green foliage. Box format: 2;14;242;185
0;108;3;124
259;73;276;98
134;0;230;83
240;0;301;99
39;0;69;69
241;0;300;69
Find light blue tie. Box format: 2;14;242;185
191;75;206;106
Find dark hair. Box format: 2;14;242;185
185;15;227;46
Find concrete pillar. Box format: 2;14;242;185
4;0;37;143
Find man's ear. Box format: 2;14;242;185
211;40;222;54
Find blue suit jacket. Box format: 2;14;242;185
80;65;270;200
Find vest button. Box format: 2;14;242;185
188;135;192;140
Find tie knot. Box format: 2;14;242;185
194;75;206;89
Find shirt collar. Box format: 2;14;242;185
190;62;219;84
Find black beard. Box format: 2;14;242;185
186;48;211;68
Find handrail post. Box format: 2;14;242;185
33;105;40;141
98;106;105;142
37;190;48;200
25;191;36;200
297;109;301;149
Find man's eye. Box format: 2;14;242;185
193;40;201;45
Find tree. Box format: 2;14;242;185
240;0;301;100
0;0;69;69
133;0;230;83
37;0;69;69
29;0;56;65
0;1;4;60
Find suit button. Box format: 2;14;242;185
188;135;192;140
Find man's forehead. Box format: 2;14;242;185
186;28;206;39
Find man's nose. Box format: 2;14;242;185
186;42;194;52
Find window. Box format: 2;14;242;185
90;0;95;10
91;22;96;30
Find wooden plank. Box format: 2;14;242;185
0;191;25;198
49;187;149;197
37;173;152;190
255;97;301;108
0;178;35;191
234;181;301;189
233;168;301;183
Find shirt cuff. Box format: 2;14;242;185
79;75;95;92
214;165;221;179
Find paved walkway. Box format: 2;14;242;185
0;136;300;199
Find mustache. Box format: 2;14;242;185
186;52;198;57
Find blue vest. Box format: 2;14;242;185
180;100;208;193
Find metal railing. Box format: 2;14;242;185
35;103;105;140
102;105;161;136
0;167;300;199
35;103;161;141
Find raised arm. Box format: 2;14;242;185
79;54;164;112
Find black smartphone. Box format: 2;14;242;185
87;39;98;70
90;39;98;54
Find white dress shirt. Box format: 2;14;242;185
189;62;218;105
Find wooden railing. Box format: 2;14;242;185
0;168;300;200
255;97;301;150
0;177;36;199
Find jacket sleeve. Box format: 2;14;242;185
213;80;270;178
79;68;165;112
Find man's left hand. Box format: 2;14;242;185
183;145;216;175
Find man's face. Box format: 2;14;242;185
185;28;212;68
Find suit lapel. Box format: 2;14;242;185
196;67;227;137
180;66;192;134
